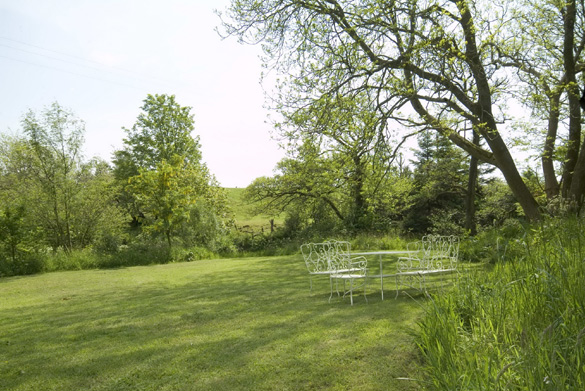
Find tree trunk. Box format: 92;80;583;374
465;131;479;235
564;2;584;207
350;156;367;229
542;92;561;199
457;1;542;221
166;230;172;252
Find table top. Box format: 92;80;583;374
352;250;415;256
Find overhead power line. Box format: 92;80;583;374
0;36;183;89
0;53;146;90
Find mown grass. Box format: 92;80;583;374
0;254;426;391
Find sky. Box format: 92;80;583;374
0;0;285;188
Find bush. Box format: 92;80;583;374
0;250;46;277
458;219;529;264
43;248;102;272
350;232;409;251
104;240;172;268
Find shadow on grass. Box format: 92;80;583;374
0;255;426;391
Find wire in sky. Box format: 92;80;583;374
0;54;148;90
0;36;184;90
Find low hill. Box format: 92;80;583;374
224;187;285;233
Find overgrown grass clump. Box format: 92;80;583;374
418;217;585;390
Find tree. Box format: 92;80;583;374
246;92;411;234
74;158;128;251
219;0;585;219
403;130;468;234
127;157;208;249
113;94;204;223
0;112;126;261
246;150;346;234
497;0;584;205
21;102;84;251
114;94;229;250
114;94;202;173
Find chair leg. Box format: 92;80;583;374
329;277;334;303
364;277;368;304
395;275;400;299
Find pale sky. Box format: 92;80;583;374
0;0;285;188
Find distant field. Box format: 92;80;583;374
224;187;284;233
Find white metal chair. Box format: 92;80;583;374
395;235;460;297
329;256;368;305
301;240;364;301
301;241;334;291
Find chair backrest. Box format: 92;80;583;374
423;235;460;269
301;240;356;273
301;241;334;273
329;240;352;271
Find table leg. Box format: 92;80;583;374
380;255;384;301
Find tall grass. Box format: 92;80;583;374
417;216;585;390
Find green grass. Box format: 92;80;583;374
224;187;284;232
0;254;425;390
417;217;585;390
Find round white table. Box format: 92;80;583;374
352;250;415;300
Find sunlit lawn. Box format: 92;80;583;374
0;255;426;390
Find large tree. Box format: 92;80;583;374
0;107;126;258
246;92;412;232
497;0;585;205
21;102;85;251
114;94;229;249
403;130;468;234
220;0;584;220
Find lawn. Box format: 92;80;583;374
0;254;425;391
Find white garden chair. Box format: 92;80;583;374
300;241;334;291
329;256;368;305
395;235;460;297
300;240;363;297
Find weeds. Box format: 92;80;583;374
417;216;585;390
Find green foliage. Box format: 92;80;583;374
21;102;85;251
476;178;522;229
115;94;202;172
418;216;585;390
0;204;27;262
403;131;468;235
114;94;231;251
349;232;409;251
220;0;557;219
244;90;414;237
459;219;529;264
0;107;126;274
128;158;200;246
0;250;45;277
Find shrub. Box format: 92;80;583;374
0;250;46;277
104;240;171;268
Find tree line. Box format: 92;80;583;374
0;91;552;277
0;95;231;276
3;0;585;275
